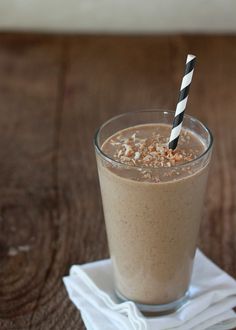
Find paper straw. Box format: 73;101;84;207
168;54;196;150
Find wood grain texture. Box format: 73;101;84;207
0;33;235;329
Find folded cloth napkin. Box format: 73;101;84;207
63;250;236;330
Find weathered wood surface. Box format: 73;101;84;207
0;34;235;329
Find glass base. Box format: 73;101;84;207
116;289;189;316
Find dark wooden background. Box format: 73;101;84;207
0;33;235;330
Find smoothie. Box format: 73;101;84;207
95;115;212;310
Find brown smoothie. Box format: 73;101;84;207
97;123;209;305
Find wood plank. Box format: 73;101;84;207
0;34;79;330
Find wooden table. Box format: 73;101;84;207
0;33;235;330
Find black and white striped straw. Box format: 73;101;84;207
168;54;196;150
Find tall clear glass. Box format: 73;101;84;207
94;110;213;314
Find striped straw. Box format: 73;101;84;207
168;54;196;150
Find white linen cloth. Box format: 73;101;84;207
63;250;236;330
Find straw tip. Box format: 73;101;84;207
187;54;196;62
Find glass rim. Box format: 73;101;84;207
94;109;214;170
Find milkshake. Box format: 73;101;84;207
94;110;213;313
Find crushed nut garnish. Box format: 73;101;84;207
102;125;204;182
110;129;196;168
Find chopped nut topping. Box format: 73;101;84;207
102;124;204;182
134;151;141;160
111;129;196;168
124;144;134;157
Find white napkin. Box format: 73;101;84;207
63;250;236;330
